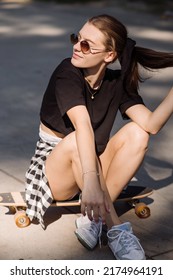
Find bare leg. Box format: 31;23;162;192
100;122;149;228
45;132;83;201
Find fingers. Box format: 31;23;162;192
81;202;108;224
86;205;93;221
92;205;99;223
97;204;106;224
81;202;86;216
80;190;111;224
81;203;95;221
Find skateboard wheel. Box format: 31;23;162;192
135;202;150;218
14;211;30;228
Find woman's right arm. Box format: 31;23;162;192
67;105;109;223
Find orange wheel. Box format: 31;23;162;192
135;202;150;218
14;211;30;228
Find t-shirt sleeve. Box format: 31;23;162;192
55;68;86;117
119;89;145;119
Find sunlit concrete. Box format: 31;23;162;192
0;0;173;260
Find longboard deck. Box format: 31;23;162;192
0;192;81;207
0;185;152;207
117;185;153;201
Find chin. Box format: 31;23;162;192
71;57;83;68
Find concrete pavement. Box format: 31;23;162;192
0;0;173;260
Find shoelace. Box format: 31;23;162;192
88;220;102;248
109;229;140;252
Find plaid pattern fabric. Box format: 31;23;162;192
25;138;56;229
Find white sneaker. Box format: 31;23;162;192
107;222;146;260
75;215;102;250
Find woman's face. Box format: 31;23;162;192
71;22;111;70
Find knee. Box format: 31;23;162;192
128;122;149;152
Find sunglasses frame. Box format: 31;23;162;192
70;33;106;54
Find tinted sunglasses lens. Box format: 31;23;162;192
70;34;90;53
70;34;78;44
80;41;90;53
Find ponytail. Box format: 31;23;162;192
128;47;173;92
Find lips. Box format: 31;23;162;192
73;52;83;59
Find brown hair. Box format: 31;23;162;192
88;14;173;92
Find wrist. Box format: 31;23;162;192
82;170;100;179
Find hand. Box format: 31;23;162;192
80;174;110;224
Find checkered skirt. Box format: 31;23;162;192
25;138;56;229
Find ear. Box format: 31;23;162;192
104;51;117;63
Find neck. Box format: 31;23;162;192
83;66;106;89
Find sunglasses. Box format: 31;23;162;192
70;33;106;54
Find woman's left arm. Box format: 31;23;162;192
126;86;173;134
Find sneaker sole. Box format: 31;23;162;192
74;231;97;251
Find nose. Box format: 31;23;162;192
73;41;81;52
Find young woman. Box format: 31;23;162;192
25;14;173;260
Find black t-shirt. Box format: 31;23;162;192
40;58;144;155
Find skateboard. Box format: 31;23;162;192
0;185;152;228
116;185;153;218
0;192;81;228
